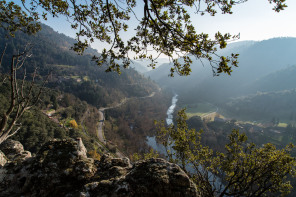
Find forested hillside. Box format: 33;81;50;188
1;1;296;197
0;24;159;107
223;89;296;122
0;75;101;153
0;24;170;156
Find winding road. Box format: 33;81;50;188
96;91;157;158
97;98;128;144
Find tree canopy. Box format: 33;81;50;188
155;109;296;197
0;0;287;76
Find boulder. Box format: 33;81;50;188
82;157;199;197
0;139;96;197
0;139;32;163
0;139;24;160
75;137;87;158
0;139;201;197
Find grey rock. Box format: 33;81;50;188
0;139;96;197
76;137;87;158
0;139;201;197
0;139;24;160
83;158;199;197
12;150;32;163
0;139;32;164
0;150;7;167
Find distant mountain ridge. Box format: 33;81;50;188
146;37;296;103
144;37;296;122
245;65;296;93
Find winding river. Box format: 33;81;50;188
166;94;178;125
147;93;178;155
146;93;222;188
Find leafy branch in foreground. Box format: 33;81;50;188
0;0;288;76
0;44;48;144
155;109;296;197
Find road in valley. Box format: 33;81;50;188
96;91;157;157
97;98;128;145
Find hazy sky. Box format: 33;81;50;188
16;0;296;53
192;0;296;41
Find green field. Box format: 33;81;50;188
278;122;288;128
182;102;217;118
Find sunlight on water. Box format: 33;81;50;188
166;94;178;125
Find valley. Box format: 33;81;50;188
2;24;296;158
1;1;296;196
0;24;170;158
147;37;296;136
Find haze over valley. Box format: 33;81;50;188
146;37;296;123
3;1;296;196
2;23;296;158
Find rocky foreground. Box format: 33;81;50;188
0;138;200;197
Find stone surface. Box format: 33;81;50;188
0;139;96;197
82;157;199;197
0;139;24;160
0;139;32;163
0;139;201;197
76;137;87;158
0;151;7;167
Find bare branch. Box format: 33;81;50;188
6;126;21;139
0;46;47;144
0;44;7;67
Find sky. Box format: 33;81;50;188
15;0;296;56
192;0;296;41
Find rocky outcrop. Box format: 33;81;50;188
0;151;7;167
81;155;199;197
0;139;31;163
0;139;24;156
0;139;200;197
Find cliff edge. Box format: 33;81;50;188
0;139;200;197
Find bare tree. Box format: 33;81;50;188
0;44;48;144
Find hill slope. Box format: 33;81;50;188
0;24;159;107
146;38;296;103
145;38;296;123
0;24;170;156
